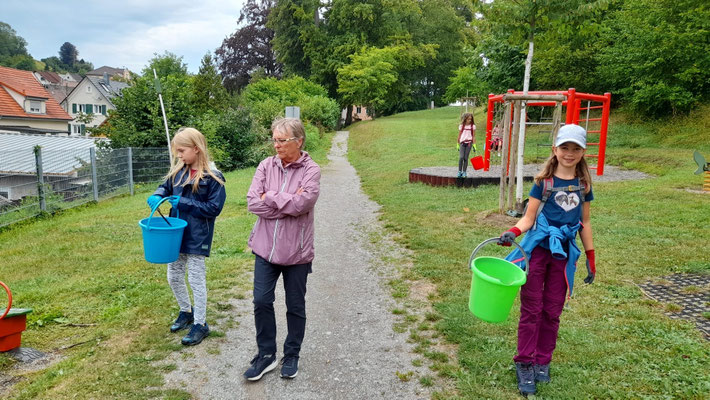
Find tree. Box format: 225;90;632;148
142;51;188;78
0;22;36;70
216;0;282;92
337;44;436;117
192;53;229;114
59;42;78;68
596;0;709;116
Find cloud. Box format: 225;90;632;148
3;0;245;73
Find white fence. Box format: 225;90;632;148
0;147;170;229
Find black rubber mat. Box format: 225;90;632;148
638;274;710;340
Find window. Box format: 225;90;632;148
29;100;42;113
86;85;92;93
356;106;362;114
72;124;83;134
0;188;9;199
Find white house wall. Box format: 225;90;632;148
0;118;69;132
63;80;112;129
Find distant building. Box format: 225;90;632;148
86;66;131;81
0;65;73;134
33;70;79;104
341;105;372;123
61;74;130;136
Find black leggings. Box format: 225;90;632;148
458;142;472;173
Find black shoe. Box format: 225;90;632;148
515;362;537;396
170;311;194;332
181;323;209;346
244;354;278;381
280;356;298;379
534;363;550;383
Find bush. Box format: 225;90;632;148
211;108;269;171
299;95;340;131
242;77;339;131
303;123;322;153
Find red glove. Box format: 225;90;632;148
497;227;521;247
584;249;596;284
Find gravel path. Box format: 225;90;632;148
163;131;429;399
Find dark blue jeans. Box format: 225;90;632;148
253;253;311;358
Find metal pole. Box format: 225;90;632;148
127;147;134;196
153;68;173;165
90;147;99;202
34;146;46;212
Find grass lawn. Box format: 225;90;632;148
0;133;332;399
348;105;710;399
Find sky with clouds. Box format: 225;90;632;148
3;0;247;74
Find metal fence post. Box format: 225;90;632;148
90;147;99;201
34;146;46;212
127;147;134;196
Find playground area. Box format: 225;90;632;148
0;105;708;399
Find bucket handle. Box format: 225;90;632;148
0;281;11;320
468;237;530;275
146;196;179;230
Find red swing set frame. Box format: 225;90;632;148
484;88;611;175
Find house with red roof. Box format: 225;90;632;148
0;65;73;134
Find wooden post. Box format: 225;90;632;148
34;146;46;212
507;101;521;211
498;102;512;212
550;101;563;144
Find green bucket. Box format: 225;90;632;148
468;238;529;323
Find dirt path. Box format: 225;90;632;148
163;131;429;399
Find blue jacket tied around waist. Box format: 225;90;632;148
154;169;226;256
505;213;582;297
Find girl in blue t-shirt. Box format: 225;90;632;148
497;124;596;396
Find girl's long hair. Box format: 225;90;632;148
164;127;224;192
535;148;592;193
460;112;474;125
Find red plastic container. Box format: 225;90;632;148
0;281;32;352
471;156;484;170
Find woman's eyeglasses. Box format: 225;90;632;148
270;137;299;144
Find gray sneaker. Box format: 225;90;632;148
534;363;550;383
244;354;277;381
515;362;537;396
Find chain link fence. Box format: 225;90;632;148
0;147;170;229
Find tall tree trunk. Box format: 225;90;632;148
515;14;535;212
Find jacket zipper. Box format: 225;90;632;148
300;227;304;250
268;168;289;262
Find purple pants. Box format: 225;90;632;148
513;246;568;365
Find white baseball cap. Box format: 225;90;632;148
555;124;587;149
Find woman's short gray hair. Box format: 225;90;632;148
271;117;306;149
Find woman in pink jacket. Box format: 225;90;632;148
243;118;321;382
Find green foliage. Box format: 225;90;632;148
337;44;436;116
191;53;229;114
596;0;709;117
241;76;339;130
299;95;341;130
211;108;269;171
142;51;188;78
0;21;36;70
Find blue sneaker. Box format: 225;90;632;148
170;310;193;332
515;362;537;396
462;171;467;178
280;356;299;379
181;323;209;346
457;171;463;178
535;363;551;383
244;354;278;381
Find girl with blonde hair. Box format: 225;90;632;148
147;127;226;346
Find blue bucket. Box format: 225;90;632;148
138;197;187;264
